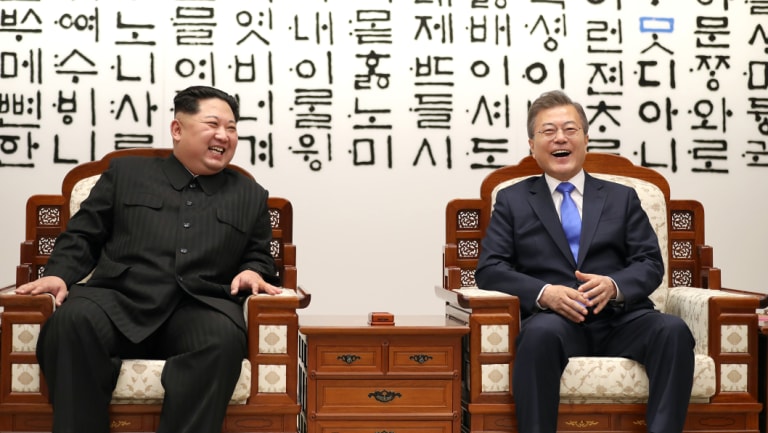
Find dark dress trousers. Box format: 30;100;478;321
37;154;279;433
475;172;695;433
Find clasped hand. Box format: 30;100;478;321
539;270;617;323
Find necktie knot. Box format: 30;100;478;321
556;182;575;195
556;182;580;261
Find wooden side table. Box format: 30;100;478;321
298;315;469;433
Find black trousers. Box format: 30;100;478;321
513;309;695;433
37;295;247;433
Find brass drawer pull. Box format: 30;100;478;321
409;354;433;364
337;354;361;364
368;389;402;403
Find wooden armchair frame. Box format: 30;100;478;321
435;153;761;433
0;148;310;433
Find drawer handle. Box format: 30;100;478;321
409;354;433;364
337;354;361;364
368;389;402;403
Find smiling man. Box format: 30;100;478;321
475;90;695;433
15;86;281;433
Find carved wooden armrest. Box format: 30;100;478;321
435;285;518;405
242;286;310;407
666;287;759;402
0;291;56;318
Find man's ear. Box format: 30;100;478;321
170;119;182;140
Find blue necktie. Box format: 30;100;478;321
556;182;581;261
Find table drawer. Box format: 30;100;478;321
389;344;456;373
316;379;453;413
317;420;451;433
315;345;383;373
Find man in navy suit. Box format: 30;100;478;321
16;86;281;433
475;90;695;433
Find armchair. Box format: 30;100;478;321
436;153;761;433
0;148;310;432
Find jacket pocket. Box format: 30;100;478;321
216;209;247;233
87;252;131;284
123;193;163;209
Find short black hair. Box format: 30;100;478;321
173;86;240;122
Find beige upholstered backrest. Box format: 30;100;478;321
68;175;101;283
70;175;100;216
491;174;670;311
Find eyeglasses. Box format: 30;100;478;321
536;126;582;139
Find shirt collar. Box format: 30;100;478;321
544;169;585;195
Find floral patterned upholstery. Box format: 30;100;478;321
111;360;251;404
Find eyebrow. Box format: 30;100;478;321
540;121;579;128
201;115;236;124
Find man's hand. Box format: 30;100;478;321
230;270;282;296
14;276;69;306
539;284;589;323
575;270;617;314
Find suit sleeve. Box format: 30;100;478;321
239;187;280;286
605;187;664;306
44;162;116;286
476;188;552;316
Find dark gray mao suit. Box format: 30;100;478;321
37;154;278;433
476;172;695;433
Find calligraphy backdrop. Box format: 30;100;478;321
1;0;766;315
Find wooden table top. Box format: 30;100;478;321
298;314;469;336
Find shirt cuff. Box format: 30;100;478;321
536;284;550;310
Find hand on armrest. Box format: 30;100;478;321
15;276;68;306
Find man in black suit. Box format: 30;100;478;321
15;86;281;433
475;90;695;433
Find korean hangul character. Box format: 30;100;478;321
289;133;330;171
352;10;392;45
689;139;728;173
352;97;391;130
469;14;511;46
350;135;392;167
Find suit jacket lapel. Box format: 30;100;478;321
579;173;607;265
528;176;577;266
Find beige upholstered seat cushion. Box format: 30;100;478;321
560;354;715;404
111;359;251;404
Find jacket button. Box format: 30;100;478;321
180;248;188;254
